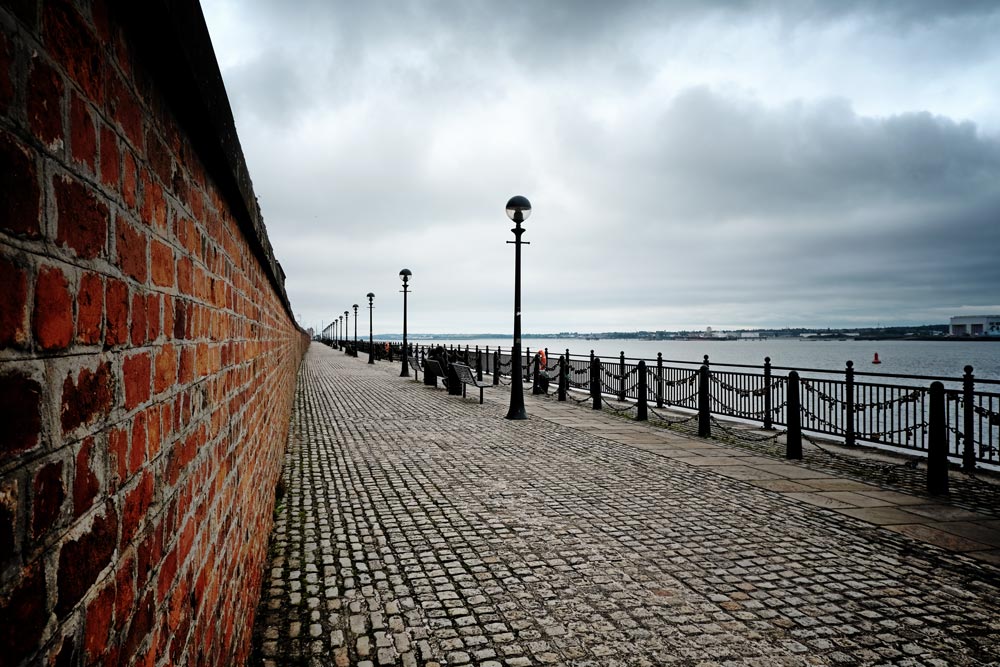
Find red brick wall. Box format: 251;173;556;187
0;2;307;665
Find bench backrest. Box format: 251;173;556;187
424;359;446;376
408;356;421;370
452;363;477;385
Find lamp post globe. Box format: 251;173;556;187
399;269;412;377
505;195;531;420
366;293;375;364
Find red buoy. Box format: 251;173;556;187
872;352;881;364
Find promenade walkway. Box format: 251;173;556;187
252;344;1000;667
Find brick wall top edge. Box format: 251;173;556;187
111;0;299;329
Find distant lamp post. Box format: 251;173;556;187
344;310;349;348
367;293;375;364
505;195;531;420
399;269;412;377
353;304;359;353
339;315;344;346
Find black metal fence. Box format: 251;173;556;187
337;340;999;474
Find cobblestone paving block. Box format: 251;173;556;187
251;345;1000;666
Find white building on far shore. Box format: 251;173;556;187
949;315;1000;336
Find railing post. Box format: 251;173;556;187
656;352;664;409
532;353;542;395
928;381;949;495
698;365;710;438
485;345;491;374
786;371;802;459
558;355;567;402
845;360;856;447
763;356;773;430
464;345;470;365
476;349;483;381
493;349;500;386
591;356;602;410
619;351;626;401
963;365;976;472
636;360;648;421
524;347;531;384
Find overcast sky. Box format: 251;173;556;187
200;1;1000;335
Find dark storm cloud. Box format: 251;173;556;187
202;0;1000;333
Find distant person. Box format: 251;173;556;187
534;350;549;394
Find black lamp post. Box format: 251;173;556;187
353;304;359;354
367;292;375;364
343;310;349;349
399;269;412;377
505;195;531;420
339;315;343;346
333;319;337;345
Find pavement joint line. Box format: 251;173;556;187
252;344;1000;666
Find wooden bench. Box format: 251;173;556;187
452;363;491;404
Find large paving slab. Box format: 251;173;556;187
252;345;1000;666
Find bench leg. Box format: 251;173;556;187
479;388;483;404
463;384;467;399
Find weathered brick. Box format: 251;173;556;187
130;292;148;345
141;173;167;229
107;425;129;489
56;502;118;616
31;460;64;539
34;265;74;350
108;72;142;151
177;345;194;385
70;93;97;170
0;255;29;347
123;351;151;411
0;371;42;460
154;344;177;395
44;2;104;106
122;470;153;546
61;361;113;434
176;255;193;296
146;405;162;458
156;545;178;604
114;555;135;627
163;296;175;339
76;271;104;344
27;58;64;148
0;562;47;664
122;149;138;209
146;131;173;190
100;125;120;188
55;173;109;259
74;436;100;518
117;220;147;283
0;131;42;238
128;410;147;477
105;277;129;346
146;293;161;340
0;478;17;563
151;239;174;287
123;590;154;661
84;583;115;661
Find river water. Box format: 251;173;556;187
416;337;1000;382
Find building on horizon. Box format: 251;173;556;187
949;315;1000;336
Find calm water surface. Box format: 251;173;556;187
418;337;1000;382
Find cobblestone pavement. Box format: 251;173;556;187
252;345;1000;666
